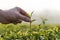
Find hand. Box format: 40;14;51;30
0;7;31;24
15;7;31;22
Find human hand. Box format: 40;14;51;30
0;7;31;24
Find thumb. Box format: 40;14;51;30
17;13;31;22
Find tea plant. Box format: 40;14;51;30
0;22;59;40
40;16;47;25
29;11;36;40
0;12;59;40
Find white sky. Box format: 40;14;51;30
0;0;60;12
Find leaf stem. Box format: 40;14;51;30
30;11;34;40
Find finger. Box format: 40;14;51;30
20;8;30;18
16;7;30;18
17;13;31;22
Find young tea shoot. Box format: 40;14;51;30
40;16;47;25
29;11;36;40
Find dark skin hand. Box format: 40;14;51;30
0;7;31;24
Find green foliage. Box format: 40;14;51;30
0;14;59;40
0;23;59;40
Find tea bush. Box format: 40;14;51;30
0;23;59;40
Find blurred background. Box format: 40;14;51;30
0;0;60;24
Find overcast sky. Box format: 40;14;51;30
0;0;60;11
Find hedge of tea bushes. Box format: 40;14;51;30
0;23;59;40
